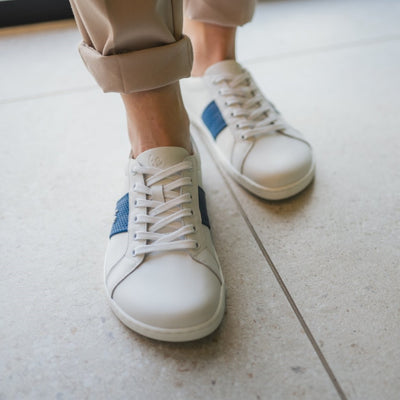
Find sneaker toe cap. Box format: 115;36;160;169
242;133;314;189
112;253;223;330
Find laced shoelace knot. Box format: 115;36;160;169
131;160;199;256
212;70;287;140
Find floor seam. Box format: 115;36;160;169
243;33;400;65
2;34;399;104
226;191;347;400
197;128;347;400
0;19;76;37
0;85;97;105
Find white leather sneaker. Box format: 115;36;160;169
181;60;315;200
104;146;225;342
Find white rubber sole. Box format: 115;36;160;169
189;117;315;201
106;285;226;342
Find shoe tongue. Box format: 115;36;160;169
205;60;243;76
136;147;189;235
136;146;189;168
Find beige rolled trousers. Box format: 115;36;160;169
69;0;256;94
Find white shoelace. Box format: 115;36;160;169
131;160;198;256
212;71;287;140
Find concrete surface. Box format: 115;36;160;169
1;1;399;399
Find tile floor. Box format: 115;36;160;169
0;0;399;399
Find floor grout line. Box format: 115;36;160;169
242;33;400;65
0;19;76;37
1;33;399;105
196;128;348;400
226;193;348;400
0;85;97;105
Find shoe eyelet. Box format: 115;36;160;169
131;169;137;176
241;135;246;140
193;226;197;232
133;233;137;240
195;242;199;248
133;216;138;223
132;250;136;256
190;210;194;215
132;183;136;190
134;200;138;206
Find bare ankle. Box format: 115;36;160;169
183;18;236;77
121;83;192;157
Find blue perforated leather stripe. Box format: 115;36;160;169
198;186;210;229
201;100;227;139
110;193;129;238
109;187;210;238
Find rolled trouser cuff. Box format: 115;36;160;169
78;35;193;93
184;0;256;27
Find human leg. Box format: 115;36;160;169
183;19;236;77
183;0;254;76
121;84;191;157
70;0;193;155
181;0;315;200
69;0;225;341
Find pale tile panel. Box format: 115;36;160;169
2;0;400;103
237;0;400;63
0;21;93;102
231;39;400;400
0;91;338;399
